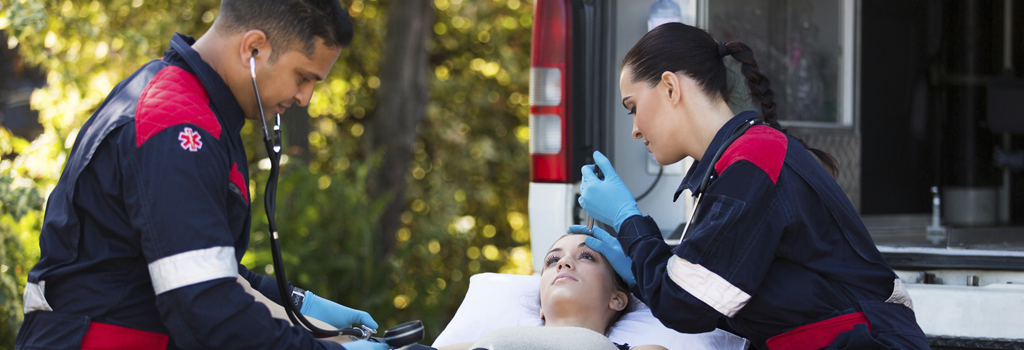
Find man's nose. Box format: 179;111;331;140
295;84;314;107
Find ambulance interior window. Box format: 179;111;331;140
706;0;851;127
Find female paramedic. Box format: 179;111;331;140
573;22;929;350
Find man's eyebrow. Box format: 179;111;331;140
622;96;632;110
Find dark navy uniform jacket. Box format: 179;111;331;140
16;34;343;350
616;111;929;349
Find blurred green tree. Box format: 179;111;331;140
0;0;533;345
362;0;434;259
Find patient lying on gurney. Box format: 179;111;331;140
437;234;667;350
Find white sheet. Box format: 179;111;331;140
433;273;749;350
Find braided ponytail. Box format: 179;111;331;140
723;42;839;177
622;23;839;177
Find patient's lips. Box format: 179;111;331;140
553;272;578;284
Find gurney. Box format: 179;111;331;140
432;273;750;350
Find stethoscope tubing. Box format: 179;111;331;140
680;118;759;241
251;55;351;339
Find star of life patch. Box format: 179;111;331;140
178;126;203;152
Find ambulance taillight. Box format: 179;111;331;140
529;0;573;183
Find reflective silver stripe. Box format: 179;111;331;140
148;246;237;295
665;256;751;317
23;281;53;313
885;278;914;310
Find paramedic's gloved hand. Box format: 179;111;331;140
570;225;636;288
340;339;390;350
579;151;642;232
300;291;379;330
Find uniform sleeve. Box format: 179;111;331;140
123;124;342;349
239;263;293;306
620;161;789;334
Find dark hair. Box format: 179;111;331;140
621;22;839;176
216;0;354;62
604;267;636;336
541;234;636;336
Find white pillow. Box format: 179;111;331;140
433;273;749;350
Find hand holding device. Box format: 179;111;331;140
341;339;391;350
569;225;636;288
300;291;379;330
579;151;642;232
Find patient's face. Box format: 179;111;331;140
539;235;622;321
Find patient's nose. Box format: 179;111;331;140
557;259;573;271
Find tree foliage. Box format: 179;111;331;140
0;0;533;346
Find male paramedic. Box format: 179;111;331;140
15;1;389;349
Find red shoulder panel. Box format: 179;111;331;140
714;125;788;184
135;65;221;147
229;163;249;204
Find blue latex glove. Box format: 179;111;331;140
340;339;390;350
579;151;642;232
300;291;379;330
569;225;636;288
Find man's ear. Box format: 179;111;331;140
660;71;681;104
240;29;270;68
609;290;628;312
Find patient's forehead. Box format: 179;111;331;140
548;234;587;253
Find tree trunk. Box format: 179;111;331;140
282;105;311;164
364;0;435;258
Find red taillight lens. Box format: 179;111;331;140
529;0;572;183
531;0;568;67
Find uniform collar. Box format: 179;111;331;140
165;33;247;135
674;110;761;201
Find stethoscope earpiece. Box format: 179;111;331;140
249;51;278;146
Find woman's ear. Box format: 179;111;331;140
660;71;681;104
608;290;628;312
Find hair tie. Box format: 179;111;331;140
717;41;728;58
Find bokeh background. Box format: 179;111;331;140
0;0;535;345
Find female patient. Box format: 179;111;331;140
440;234;667;350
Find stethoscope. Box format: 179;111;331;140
249;51;426;347
248;51;378;341
679;117;759;240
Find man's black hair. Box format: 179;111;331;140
216;0;354;62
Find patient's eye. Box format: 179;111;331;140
627;106;636;116
578;251;596;262
544;254;562;267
